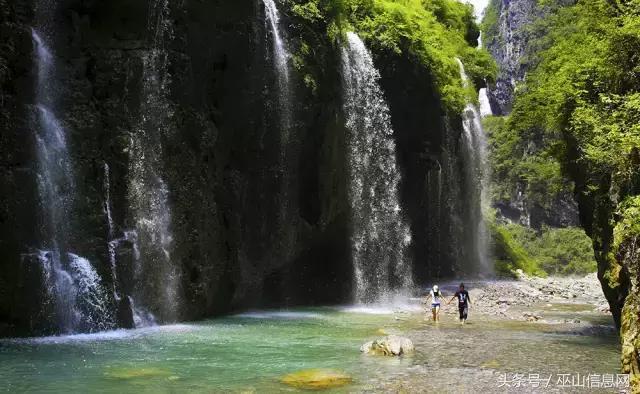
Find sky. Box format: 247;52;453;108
463;0;491;20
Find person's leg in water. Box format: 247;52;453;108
432;303;440;322
458;305;464;324
458;304;468;324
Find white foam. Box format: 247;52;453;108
1;324;194;345
339;301;421;315
234;311;323;320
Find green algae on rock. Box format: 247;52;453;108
281;369;353;390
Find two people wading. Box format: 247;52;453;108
426;283;472;324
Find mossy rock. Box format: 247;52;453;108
103;367;172;380
480;359;501;369
280;369;353;390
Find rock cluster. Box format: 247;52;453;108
444;273;611;323
360;335;415;356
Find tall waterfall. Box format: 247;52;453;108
457;59;492;275
127;0;180;322
263;0;292;139
466;0;494;118
262;0;298;263
30;8;113;333
341;32;413;303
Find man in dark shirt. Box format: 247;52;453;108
448;283;471;324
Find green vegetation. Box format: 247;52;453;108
614;196;640;252
480;0;501;48
488;0;640;281
482;0;640;287
492;222;597;277
287;0;496;112
505;0;640;187
483;114;570;209
491;220;544;277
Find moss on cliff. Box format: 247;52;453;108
491;221;545;277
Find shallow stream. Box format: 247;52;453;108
0;302;620;393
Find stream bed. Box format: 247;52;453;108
0;302;620;393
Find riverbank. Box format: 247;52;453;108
368;274;621;393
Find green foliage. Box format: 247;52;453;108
480;0;500;48
491;221;597;277
614;196;640;251
491;221;544;277
292;1;324;21
287;0;496;112
507;0;640;182
483;0;640;219
483;114;569;208
497;0;640;298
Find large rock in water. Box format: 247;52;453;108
360;335;415;356
280;369;352;390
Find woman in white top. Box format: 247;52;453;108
429;285;443;322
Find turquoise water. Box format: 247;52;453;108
0;304;621;393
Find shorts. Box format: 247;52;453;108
458;304;468;320
431;303;441;309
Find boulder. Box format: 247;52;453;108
360;335;414;356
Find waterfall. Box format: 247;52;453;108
32;30;74;252
262;0;298;263
102;162;122;300
30;17;114;333
127;0;180;322
262;0;292;138
457;59;492;275
467;0;493;118
479;88;493;117
103;163;115;239
341;32;413;303
66;254;113;331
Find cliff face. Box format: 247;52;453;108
485;0;640;387
484;0;580;229
0;0;479;336
565;143;640;386
483;0;537;116
0;0;353;335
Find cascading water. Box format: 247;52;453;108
479;88;493;117
127;0;180;322
262;0;292;138
341;32;413;303
103;163;115;240
466;0;494;118
66;254;113;331
32;30;74;252
457;59;492;275
102;162;121;300
262;0;298;263
30;16;114;332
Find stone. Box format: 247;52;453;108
360;335;415;356
522;312;541;322
481;359;501;369
280;369;352;390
